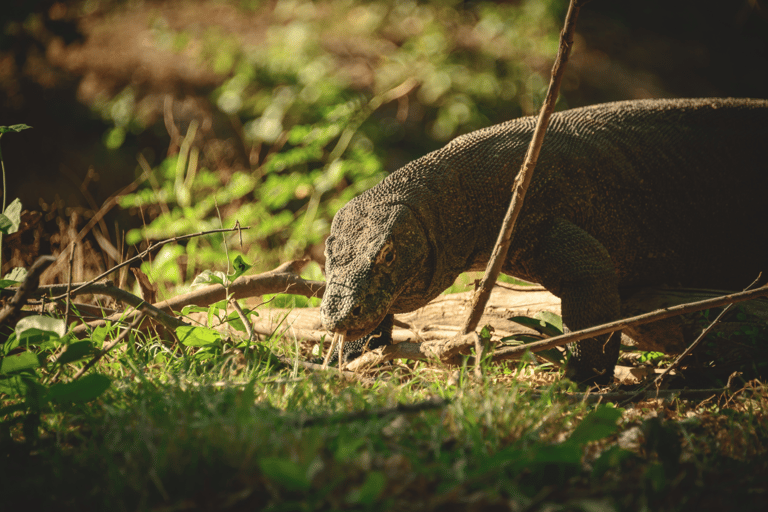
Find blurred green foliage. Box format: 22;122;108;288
113;0;566;288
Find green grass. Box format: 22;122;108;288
2;324;767;511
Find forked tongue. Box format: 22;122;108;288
321;331;346;369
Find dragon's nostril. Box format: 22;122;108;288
351;306;362;317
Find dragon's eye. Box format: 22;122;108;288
376;240;395;266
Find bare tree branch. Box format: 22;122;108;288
462;0;584;335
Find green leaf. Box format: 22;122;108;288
500;334;543;344
16;315;66;338
0;279;20;290
56;341;95;364
180;305;211;316
346;470;386;505
0;214;11;235
258;457;311;492
533;311;563;333
507;316;562;337
568;405;623;446
0;124;32;133
224;308;257;333
0;198;22;235
47;374;111;403
0;400;29;417
176;325;222;347
4;267;27;282
1;333;19;356
192;269;227;287
0;352;41;374
591;445;634;477
0;374;29;396
231;255;252;281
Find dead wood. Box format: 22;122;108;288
50;226;251;301
462;0;583;334
55;260;324;334
491;284;768;361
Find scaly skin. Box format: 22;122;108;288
319;98;768;382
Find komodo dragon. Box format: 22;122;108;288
319;97;768;384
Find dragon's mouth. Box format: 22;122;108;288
334;320;378;342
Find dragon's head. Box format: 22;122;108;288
320;200;429;341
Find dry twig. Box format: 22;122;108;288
51;226;249;301
462;0;584;335
491;284;768;361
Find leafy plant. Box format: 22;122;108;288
0;124;32;273
1;315;113;448
113;0;567;290
503;310;568;365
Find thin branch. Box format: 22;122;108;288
51;226;249;300
0;255;56;330
336;284;768;371
462;0;583;335
59;281;187;334
231;299;256;343
490;284;768;361
619;274;764;404
63;242;76;326
65;261;323;334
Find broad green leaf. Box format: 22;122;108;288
180;305;211;316
56;341;95;364
225;308;257;333
591;445;634;477
16;315;66;338
1;333;19;355
0;400;29;417
534;310;563;333
0;124;32;133
507;316;562;337
0;375;29;396
4;267;27;282
47;373;111;403
568;405;623;446
0;279;20;290
192;269;227;287
500;334;542;344
16;328;61;350
0;352;40;374
90;324;114;349
0;214;12;234
528;444;582;466
258;457;311;492
176;325;222;347
346;471;386;505
0;198;22;235
506;443;581;474
499;334;565;364
231;255;252;281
